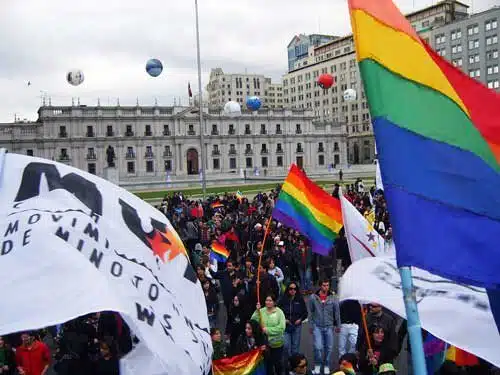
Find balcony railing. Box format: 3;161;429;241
187;130;196;136
163;130;171;136
163;151;172;158
211;130;219;135
318;148;325;153
86;153;97;161
106;131;114;137
58;155;70;161
228;129;235;135
59;132;68;138
212;150;221;156
295;129;302;134
261;149;268;154
125;131;134;137
260;130;267;135
245;149;253;155
276;149;284;154
228;149;237;155
276;130;282;134
145;131;153;136
86;132;95;137
244;130;251;135
125;152;136;159
296;149;304;153
145;152;154;158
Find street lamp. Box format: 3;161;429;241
194;0;207;199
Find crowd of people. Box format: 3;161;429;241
0;178;496;375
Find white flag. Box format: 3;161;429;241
0;151;212;375
375;160;384;191
340;195;394;262
339;257;500;367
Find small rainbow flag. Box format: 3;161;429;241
212;348;265;375
235;191;243;202
211;202;224;210
272;164;343;255
210;242;230;263
446;346;479;367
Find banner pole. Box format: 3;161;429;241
399;266;427;375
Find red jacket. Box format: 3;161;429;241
16;341;50;375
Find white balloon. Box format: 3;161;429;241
223;101;242;117
67;70;84;86
343;88;357;101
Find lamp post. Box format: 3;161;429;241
194;0;207;199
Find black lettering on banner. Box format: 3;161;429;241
159;313;174;342
83;223;99;242
22;229;31;246
475;301;489;311
135;303;155;326
14;162;103;216
172;303;180;316
132;275;143;288
110;261;123;277
51;214;63;222
184;317;199;344
28;213;41;225
1;240;13;255
148;284;159;301
4;221;19;237
71;218;77;227
55;227;70;241
89;249;104;268
77;239;84;251
90;212;100;224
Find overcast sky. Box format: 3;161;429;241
0;0;496;123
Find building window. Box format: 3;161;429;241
146;160;154;173
486;49;499;60
334;154;340;165
277;156;283;167
59;148;69;161
26;149;33;156
86;147;97;160
485;19;497;31
211;124;219;135
334;142;339;152
229;158;237;169
486;36;498;46
213;159;220;169
451;30;462;40
451;45;462;54
86;126;94;137
228;124;235;135
212;145;220;156
163;145;172;157
318;142;324;152
468;39;479;50
106;125;114;136
452;58;463;67
260;124;266;135
126;125;133;136
163;124;170;136
276;124;282;134
487;65;499;75
296;124;302;134
245;124;251;135
145;146;154;158
245;157;252;168
188;124;195;135
487;80;499;89
58;126;67;138
296;143;303;153
276;143;283;153
261;157;268;168
261;144;268;154
435;34;446;44
467;24;479;35
469;69;481;78
164;160;172;171
88;163;96;175
245;144;252;154
145;125;152;136
126;146;135;159
318;155;325;165
127;162;135;174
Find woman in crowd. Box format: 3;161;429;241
226;294;251;353
0;336;15;375
202;279;219;329
252;294;286;375
358;324;397;375
234;320;267;355
93;340;119;375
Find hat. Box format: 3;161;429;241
194;243;203;252
278;241;284;246
378;363;396;374
254;223;262;229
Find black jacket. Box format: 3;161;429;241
278;293;308;332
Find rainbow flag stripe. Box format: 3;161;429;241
272;164;343;255
348;0;500;289
446;346;479;367
212;349;265;375
211;202;224;209
210;242;230;263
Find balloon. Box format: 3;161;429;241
146;59;163;77
246;96;262;111
343;88;357;101
223;101;242;117
317;73;335;89
66;70;84;86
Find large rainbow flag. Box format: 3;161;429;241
272;164;343;255
210;241;230;263
212;348;265;375
348;0;500;291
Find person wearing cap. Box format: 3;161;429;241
378;363;396;374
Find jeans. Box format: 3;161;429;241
266;345;284;375
313;326;334;370
299;267;312;291
284;326;302;356
338;323;358;357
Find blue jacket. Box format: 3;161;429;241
308;291;339;328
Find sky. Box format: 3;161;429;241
0;0;496;123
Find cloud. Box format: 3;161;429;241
0;0;495;122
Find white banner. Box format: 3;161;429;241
339;256;500;367
340;195;394;262
375;160;384;191
0;151;212;375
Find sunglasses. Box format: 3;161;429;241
289;287;297;290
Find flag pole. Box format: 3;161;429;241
399;266;427;374
194;0;207;199
256;217;272;325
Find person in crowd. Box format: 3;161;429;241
309;279;338;375
0;336;15;375
252;261;280;306
92;340;119;375
358;325;397;375
338;300;362;358
15;331;51;375
202;278;219;328
288;353;312;375
226;294;251;351
252;294;286;375
210;259;242;312
268;257;285;293
338;353;358;375
356;303;398;357
296;240;313;293
279;282;308;358
378;363;397;375
234;321;267;355
211;328;227;360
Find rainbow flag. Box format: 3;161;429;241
211;202;224;210
423;333;447;374
212;349;265;375
348;0;500;289
446;346;479;367
235;191;243;203
210;242;230;263
272;164;343;255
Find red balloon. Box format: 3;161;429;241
317;74;335;89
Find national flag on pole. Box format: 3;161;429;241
212;348;265;375
348;0;500;291
188;82;193;98
272;164;343;255
340;195;394;262
0;150;212;375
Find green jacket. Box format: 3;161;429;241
251;307;286;348
212;340;227;360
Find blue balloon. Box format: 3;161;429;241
146;59;163;77
246;96;262;111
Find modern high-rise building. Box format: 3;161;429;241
287;34;337;72
282;0;498;164
205;68;283;109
